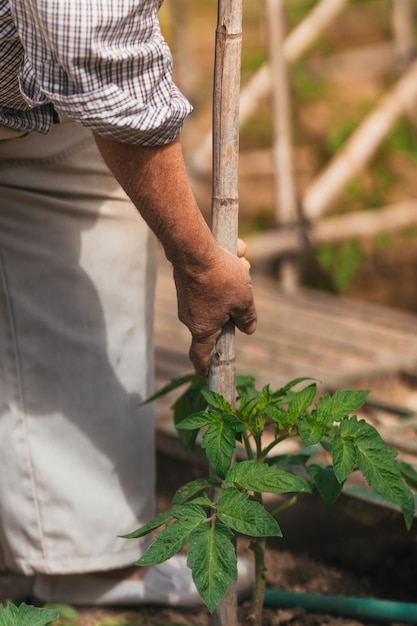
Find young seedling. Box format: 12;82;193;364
125;375;416;626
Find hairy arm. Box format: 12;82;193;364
94;134;257;375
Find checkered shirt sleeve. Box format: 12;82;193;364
5;0;192;144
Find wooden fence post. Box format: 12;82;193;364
265;0;299;290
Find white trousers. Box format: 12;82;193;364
0;118;156;575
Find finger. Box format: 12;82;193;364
232;302;257;336
237;238;247;258
239;256;251;271
189;330;222;376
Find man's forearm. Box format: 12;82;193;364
94;132;257;375
94;134;219;273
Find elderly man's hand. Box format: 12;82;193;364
173;240;257;376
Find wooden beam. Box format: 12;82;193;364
302;59;417;220
245;200;417;263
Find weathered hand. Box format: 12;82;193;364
173;243;257;376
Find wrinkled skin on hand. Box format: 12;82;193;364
173;240;257;376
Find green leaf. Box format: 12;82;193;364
176;410;213;430
201;389;233;413
187;523;237;613
332;429;356;482
173;378;208;450
315;389;370;424
121;509;175;538
307;464;344;507
352;420;415;529
136;504;207;566
187;494;214;507
201;414;244;478
286;384;317;426
236;375;256;395
0;603;60;626
297;415;327;446
226;460;311;495
263;405;288;430
282;377;319;390
172;478;221;505
141;373;207;404
337;417;415;529
216;487;282;537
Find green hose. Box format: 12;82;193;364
263;589;417;623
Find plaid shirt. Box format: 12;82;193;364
0;0;192;144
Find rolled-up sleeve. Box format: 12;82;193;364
9;0;193;145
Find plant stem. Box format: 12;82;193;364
259;432;295;461
243;432;254;460
270;493;305;519
248;536;267;626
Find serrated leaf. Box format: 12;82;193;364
201;389;233;413
172;478;221;505
121;509;175;538
286;384;317;425
297;415;326;446
136;504;207;566
347;418;415;529
187;523;237;613
217;487;282;536
201;415;242;478
175;410;213;431
187;494;214;507
263;405;288;431
307;464;344;507
226;460;311;495
315;389;370;424
332;429;356;482
0;603;60;626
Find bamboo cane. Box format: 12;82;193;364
209;0;241;402
209;0;242;624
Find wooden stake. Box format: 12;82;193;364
392;0;416;70
266;0;299;291
209;0;241;402
209;0;242;624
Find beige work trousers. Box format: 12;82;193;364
0;118;156;575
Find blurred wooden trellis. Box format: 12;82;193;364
174;0;417;288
